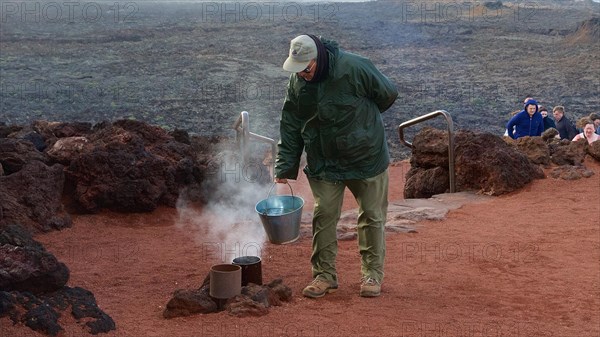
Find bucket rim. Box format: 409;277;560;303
255;195;304;215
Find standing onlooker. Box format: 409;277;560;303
539;106;556;131
589;113;600;134
553;106;578;140
506;98;544;139
572;120;600;144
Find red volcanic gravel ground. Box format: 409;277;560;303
3;160;599;337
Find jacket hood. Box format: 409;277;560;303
524;99;538;113
321;38;339;54
321;38;339;77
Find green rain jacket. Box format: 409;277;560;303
275;39;398;181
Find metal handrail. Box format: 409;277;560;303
232;111;277;169
398;110;455;193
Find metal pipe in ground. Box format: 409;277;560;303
232;110;278;177
398;110;455;193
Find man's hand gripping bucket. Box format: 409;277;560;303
255;182;304;244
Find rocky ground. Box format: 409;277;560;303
1;0;599;159
1;116;598;335
4;157;598;337
0;1;599;336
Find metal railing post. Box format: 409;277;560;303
398;110;455;193
232;111;277;175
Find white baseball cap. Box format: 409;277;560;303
282;35;317;73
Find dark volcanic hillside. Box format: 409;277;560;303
1;0;599;159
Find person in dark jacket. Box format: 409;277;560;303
539;106;556;131
275;34;398;298
506;99;544;139
553;106;578;140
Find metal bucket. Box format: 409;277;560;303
232;256;262;286
209;264;241;299
255;183;303;244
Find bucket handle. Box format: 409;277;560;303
266;181;295;199
263;182;297;214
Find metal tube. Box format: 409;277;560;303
248;132;275;143
232;111;278;175
398;110;455;193
232;110;246;131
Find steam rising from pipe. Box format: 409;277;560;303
176;146;271;263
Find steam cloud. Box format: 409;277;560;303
176;145;271;263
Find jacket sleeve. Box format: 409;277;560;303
361;59;399;113
274;80;304;180
506;114;518;139
537;116;545;136
567;122;578;141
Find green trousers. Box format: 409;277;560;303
307;169;388;283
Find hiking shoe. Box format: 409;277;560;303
302;278;338;298
360;277;381;297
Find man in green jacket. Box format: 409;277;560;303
275;34;398;298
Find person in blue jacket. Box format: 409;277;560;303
506;99;544;139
